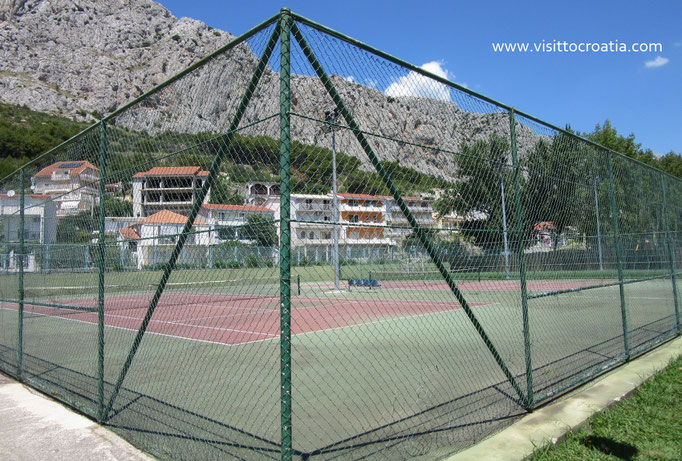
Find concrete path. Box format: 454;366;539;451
0;373;153;461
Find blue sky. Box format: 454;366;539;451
158;0;681;155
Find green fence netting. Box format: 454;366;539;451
0;9;680;461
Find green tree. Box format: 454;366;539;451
242;214;277;247
434;133;513;251
56;212;95;243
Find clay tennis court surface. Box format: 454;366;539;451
1;278;609;346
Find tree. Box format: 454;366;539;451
521;133;587;248
209;176;245;205
434;133;513;251
56;211;95;243
242;214;277;247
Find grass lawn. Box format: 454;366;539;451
530;354;682;460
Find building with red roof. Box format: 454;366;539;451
132;166;211;218
31;161;100;217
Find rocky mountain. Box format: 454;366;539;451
0;0;543;179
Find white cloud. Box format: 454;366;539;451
385;61;453;101
644;55;669;68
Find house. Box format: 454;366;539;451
132;167;210;218
31;161;100;217
0;193;57;272
0;193;56;244
198;204;275;242
117;209;211;269
243;181;280;206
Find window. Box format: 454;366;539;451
299;230;306;239
323;232;331;239
219;212;225;221
349;214;359;223
348;199;359;207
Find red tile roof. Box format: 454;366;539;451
132;166;208;178
119;227;140;240
534;221;556;231
34;161;99;178
138;209;207;225
202;204;273;212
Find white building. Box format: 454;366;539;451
198;204;275;242
31;161;100;217
0;193;57;272
132;166;210;218
243;181;280;206
118;209;211;269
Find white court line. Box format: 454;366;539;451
0;306;278;347
102;311;275;337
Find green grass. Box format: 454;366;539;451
530;354;682;461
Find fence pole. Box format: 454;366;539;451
97;121;107;421
594;178;604;271
279;9;293;461
509;108;533;408
660;174;680;333
606;151;630;358
17;168;25;379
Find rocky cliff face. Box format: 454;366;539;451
0;0;542;179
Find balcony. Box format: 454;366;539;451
50;173;71;181
339;203;384;213
298;203;332;211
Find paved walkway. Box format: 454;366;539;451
0;373;153;461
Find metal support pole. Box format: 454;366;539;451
332;119;340;290
500;162;511;280
293;22;529;408
97;121;107;422
17;168;25;380
510;109;533;408
660;174;680;333
279;9;293;461
607;152;630;358
594;177;604;271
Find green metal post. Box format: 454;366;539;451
660;174;680;333
97;121;107;422
291;22;529;408
102;25;281;422
17;168;25;380
509;109;533;409
607;151;630;358
279;9;293;461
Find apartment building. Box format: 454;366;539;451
31;161;100;217
198;204;275;242
0;193;57;272
132;167;210;218
243;181;280;206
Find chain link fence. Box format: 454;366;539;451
0;9;680;460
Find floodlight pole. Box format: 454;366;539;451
594;177;604;271
326;108;341;290
500;162;511;279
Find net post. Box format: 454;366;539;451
97;121;107;422
291;22;529;408
509;108;533;409
17;168;25;380
660;174;680;333
606;151;630;359
279;8;294;461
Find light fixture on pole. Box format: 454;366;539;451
325;107;341;290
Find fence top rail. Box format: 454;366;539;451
1;9;679;187
290;11;681;184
